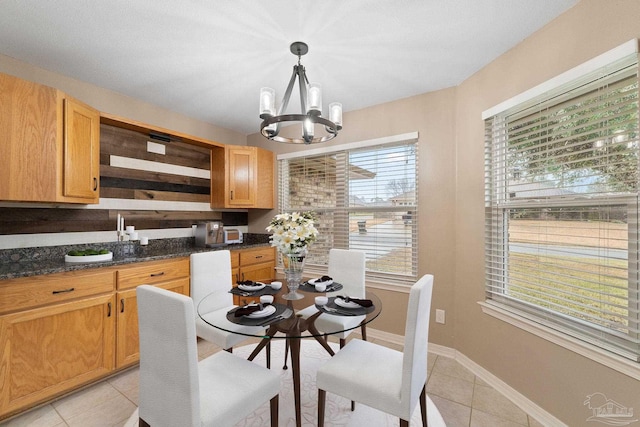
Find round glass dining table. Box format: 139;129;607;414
197;285;382;427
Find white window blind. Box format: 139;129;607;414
485;51;640;361
278;138;418;285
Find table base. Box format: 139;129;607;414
247;311;332;427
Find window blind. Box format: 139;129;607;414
485;52;640;361
279;139;418;285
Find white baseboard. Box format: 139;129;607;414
366;327;566;427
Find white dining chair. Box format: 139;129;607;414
297;248;367;348
317;274;443;427
191;250;270;363
136;285;280;427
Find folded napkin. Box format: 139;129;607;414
236;280;256;287
232;303;269;317
338;296;373;308
315;275;333;283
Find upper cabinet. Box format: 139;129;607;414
211;145;274;209
0;72;100;204
63;99;100;201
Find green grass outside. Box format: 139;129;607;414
507;252;629;332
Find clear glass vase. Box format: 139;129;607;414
282;251;306;300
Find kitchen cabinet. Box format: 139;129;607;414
63;98;100;201
0;72;100;203
210;145;274;209
231;246;276;305
0;269;117;419
0;257;190;420
115;258;190;368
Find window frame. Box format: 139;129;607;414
483;39;640;369
276;132;419;286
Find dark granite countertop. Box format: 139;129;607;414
0;235;272;280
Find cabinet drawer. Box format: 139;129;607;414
0;268;116;315
239;247;275;266
117;257;189;290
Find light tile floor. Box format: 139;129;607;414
1;335;546;427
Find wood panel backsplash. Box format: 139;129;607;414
100;124;211;202
0;124;249;237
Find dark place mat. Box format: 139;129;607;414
316;296;374;316
299;281;343;293
226;303;292;326
229;284;279;297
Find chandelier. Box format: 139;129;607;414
259;41;342;144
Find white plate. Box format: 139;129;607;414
335;297;361;309
309;277;334;286
245;304;276;318
238;282;266;291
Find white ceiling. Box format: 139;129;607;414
0;0;577;136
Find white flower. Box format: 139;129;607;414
266;211;318;254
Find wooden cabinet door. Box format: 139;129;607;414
227;147;255;207
254;147;275;209
0;73;60;202
63;98;100;202
210;145;274;209
240;261;276;284
115;287;139;368
115;278;190;368
0;294;115;417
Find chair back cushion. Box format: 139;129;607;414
401;274;434;414
328;249;366;297
137;285;201;427
190;250;233;313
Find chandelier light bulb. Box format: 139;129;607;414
260;87;276;116
307;83;322;114
329;102;343;128
303;117;314;140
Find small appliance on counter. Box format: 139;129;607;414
195;221;225;247
223;228;243;244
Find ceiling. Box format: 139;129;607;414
0;0;577;136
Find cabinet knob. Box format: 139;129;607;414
150;272;165;277
93;177;98;191
52;287;75;294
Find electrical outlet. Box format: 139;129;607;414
435;309;445;324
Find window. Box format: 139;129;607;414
484;42;640;361
278;133;418;285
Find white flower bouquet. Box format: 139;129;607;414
266;211;318;254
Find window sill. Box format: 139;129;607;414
478;301;640;381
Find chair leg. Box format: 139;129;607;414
318;389;326;427
340;338;346;348
139;418;150;427
283;339;289;370
270;395;279;427
361;323;367;341
266;340;271;369
351;400;355;411
420;383;427;426
225;347;233;353
400;419;409;427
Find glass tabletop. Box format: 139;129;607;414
197;287;382;339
